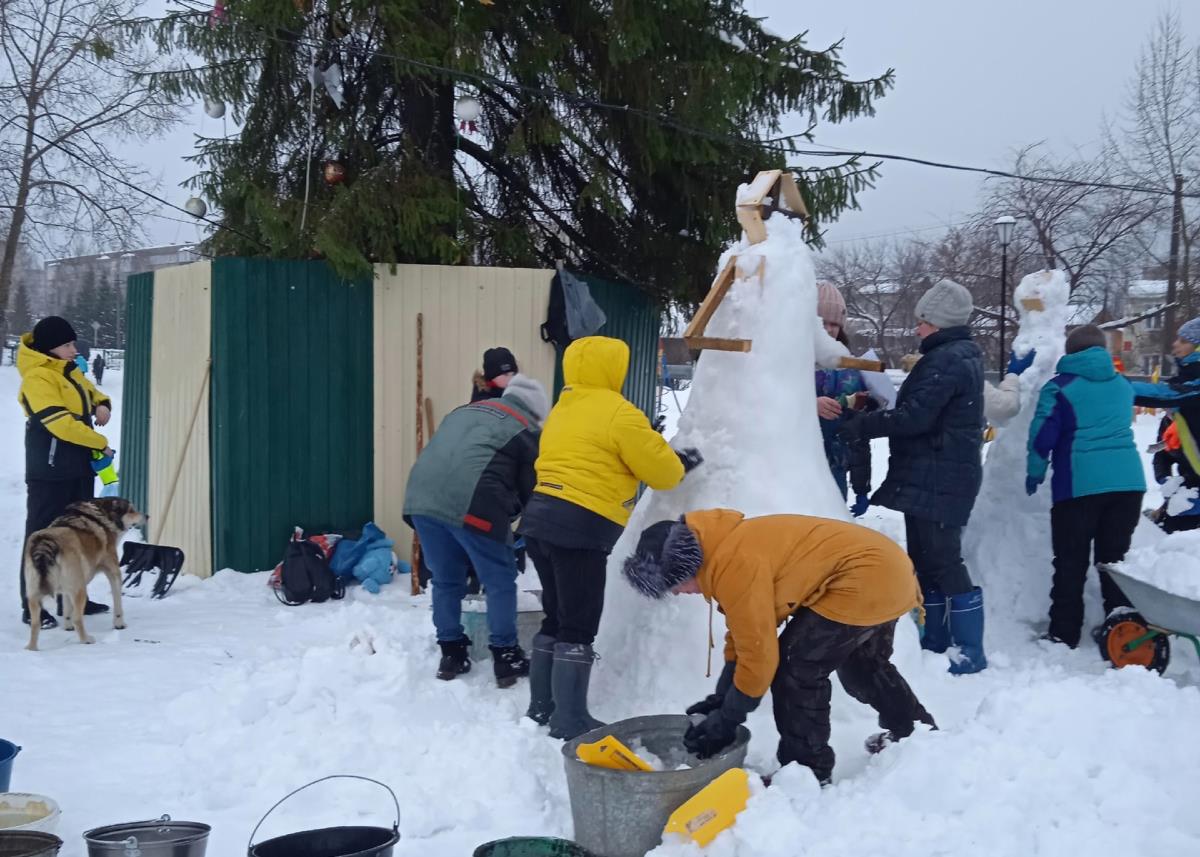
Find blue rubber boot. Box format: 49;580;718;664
920;587;950;654
948;587;988;675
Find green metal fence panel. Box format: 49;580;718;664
120;272;154;515
552;273;661;417
210;259;374;572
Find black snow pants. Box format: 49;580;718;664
903;515;973;596
525;537;608;645
1049;491;1141;647
19;475;94;613
772;608;935;784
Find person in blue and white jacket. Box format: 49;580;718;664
1132;317;1200;533
1026;325;1145;648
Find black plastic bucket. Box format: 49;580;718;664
0;831;62;857
473;838;595;857
247;776;400;857
83;815;210;857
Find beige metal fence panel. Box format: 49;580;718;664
147;261;213;577
373;264;556;560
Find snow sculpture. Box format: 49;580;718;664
964;269;1069;632
593;209;854;710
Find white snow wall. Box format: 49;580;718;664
593;214;853;713
964;270;1068;635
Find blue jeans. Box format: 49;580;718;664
412;516;518;647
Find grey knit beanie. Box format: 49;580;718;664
622;520;703;599
502;374;550;426
1178;317;1200;345
1065;324;1106;355
915;280;975;329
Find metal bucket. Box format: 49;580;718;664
561;715;750;857
462;596;543;662
0;743;19;792
0;831;61;857
248;776;400;857
83;816;209;857
473;838;595;857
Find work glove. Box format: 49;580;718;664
91;450;115;474
1025;475;1042;496
676;447;704;473
685;661;736;717
652;414;667;434
684;685;759;760
1007;349;1036;377
851;494;870;518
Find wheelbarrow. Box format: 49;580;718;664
1096;567;1200;674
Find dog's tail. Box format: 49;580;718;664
26;533;59;586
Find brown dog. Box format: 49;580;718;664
24;498;146;651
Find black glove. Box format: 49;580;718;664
684;661;736;717
683;685;759;759
676;447;704;473
652;414;667;434
837;411;865;443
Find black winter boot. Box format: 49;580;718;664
490;644;530;689
548;642;604;740
21;608;57;629
526;633;556;725
436;637;472;680
56;595;108;616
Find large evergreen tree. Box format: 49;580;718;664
148;1;891;301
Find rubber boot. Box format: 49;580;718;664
920;587;950;654
525;633;556;725
436;637;472;680
548;642;604;740
948;587;987;675
490;644;530;689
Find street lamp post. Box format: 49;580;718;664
994;215;1017;373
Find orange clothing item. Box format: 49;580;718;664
1165;421;1181;452
687;509;922;698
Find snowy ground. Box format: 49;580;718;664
3;369;1200;856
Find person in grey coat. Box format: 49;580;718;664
404;374;550;687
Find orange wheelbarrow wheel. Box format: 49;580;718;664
1099;612;1170;674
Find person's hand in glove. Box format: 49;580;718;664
685;661;736;717
652;414;667;434
684;681;759;760
850;493;870;517
1007;349;1036;377
837;410;865;442
676;447;704;473
1025;475;1042;496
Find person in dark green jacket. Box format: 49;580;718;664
1026;325;1146;648
404;375;549;687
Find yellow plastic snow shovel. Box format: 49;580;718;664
575;735;653;772
663;768;751;847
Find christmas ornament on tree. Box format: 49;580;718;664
455;96;481;134
203;97;225;119
184;197;208;218
323;161;346;185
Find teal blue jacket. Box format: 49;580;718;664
1027;347;1145;503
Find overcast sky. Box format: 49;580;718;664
138;1;1199;250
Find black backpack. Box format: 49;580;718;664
276;537;345;606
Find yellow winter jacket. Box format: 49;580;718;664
17;335;110;452
688;509;922;698
533;336;685;525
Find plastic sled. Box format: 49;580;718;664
121;542;185;599
663;767;750;847
1097;567;1200;674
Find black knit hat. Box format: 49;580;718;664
623;519;704;599
483;347;518;381
32;316;77;354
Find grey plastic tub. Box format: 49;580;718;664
561;715;750;857
1107;568;1200;635
83;816;209;857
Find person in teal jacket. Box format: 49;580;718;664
1025;325;1145;648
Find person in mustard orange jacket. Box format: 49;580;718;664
17;316;114;627
520;335;702;739
624;509;935;785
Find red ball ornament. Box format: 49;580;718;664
323;161;346;185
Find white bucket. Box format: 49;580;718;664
0;793;61;833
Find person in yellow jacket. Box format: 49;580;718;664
17;316;114;628
624;509;936;785
520;335;702;739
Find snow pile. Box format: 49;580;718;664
1118;530;1200;601
594;212;851;714
965;270;1070;632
